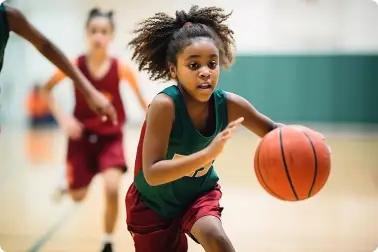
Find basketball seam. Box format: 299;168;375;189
255;140;285;200
303;132;318;198
279;128;299;200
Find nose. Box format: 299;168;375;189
199;67;210;80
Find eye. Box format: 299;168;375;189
101;29;108;35
188;62;200;70
208;60;218;70
90;28;97;34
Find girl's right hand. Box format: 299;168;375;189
61;117;83;140
205;117;244;160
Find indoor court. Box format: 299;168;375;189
1;0;377;252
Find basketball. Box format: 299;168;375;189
254;125;331;201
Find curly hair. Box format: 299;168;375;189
129;6;235;81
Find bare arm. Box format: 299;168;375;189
119;62;147;111
143;94;243;186
42;69;84;140
142;94;212;186
6;5;91;95
5;4;117;123
226;92;279;137
43;69;70;125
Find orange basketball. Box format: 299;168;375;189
254;125;331;201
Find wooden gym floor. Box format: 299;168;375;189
0;125;377;252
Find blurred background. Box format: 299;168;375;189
0;0;377;251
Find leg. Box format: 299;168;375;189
102;167;123;234
98;133;127;234
181;184;229;251
66;138;96;202
126;184;188;252
191;216;235;252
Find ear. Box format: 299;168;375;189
168;63;177;80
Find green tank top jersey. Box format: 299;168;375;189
0;3;9;72
134;85;229;219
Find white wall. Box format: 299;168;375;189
1;0;378;124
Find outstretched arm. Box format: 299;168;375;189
119;62;147;111
226;92;280;137
5;4;117;123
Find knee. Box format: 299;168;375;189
104;171;122;199
103;168;122;193
206;231;228;245
69;189;87;202
201;230;234;252
105;183;119;199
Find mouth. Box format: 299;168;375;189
197;83;212;90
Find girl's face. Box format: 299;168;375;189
171;37;220;103
86;16;113;51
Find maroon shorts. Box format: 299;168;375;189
66;131;127;190
125;183;223;252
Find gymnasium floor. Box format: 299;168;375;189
0;124;377;252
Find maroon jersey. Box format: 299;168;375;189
74;55;126;135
